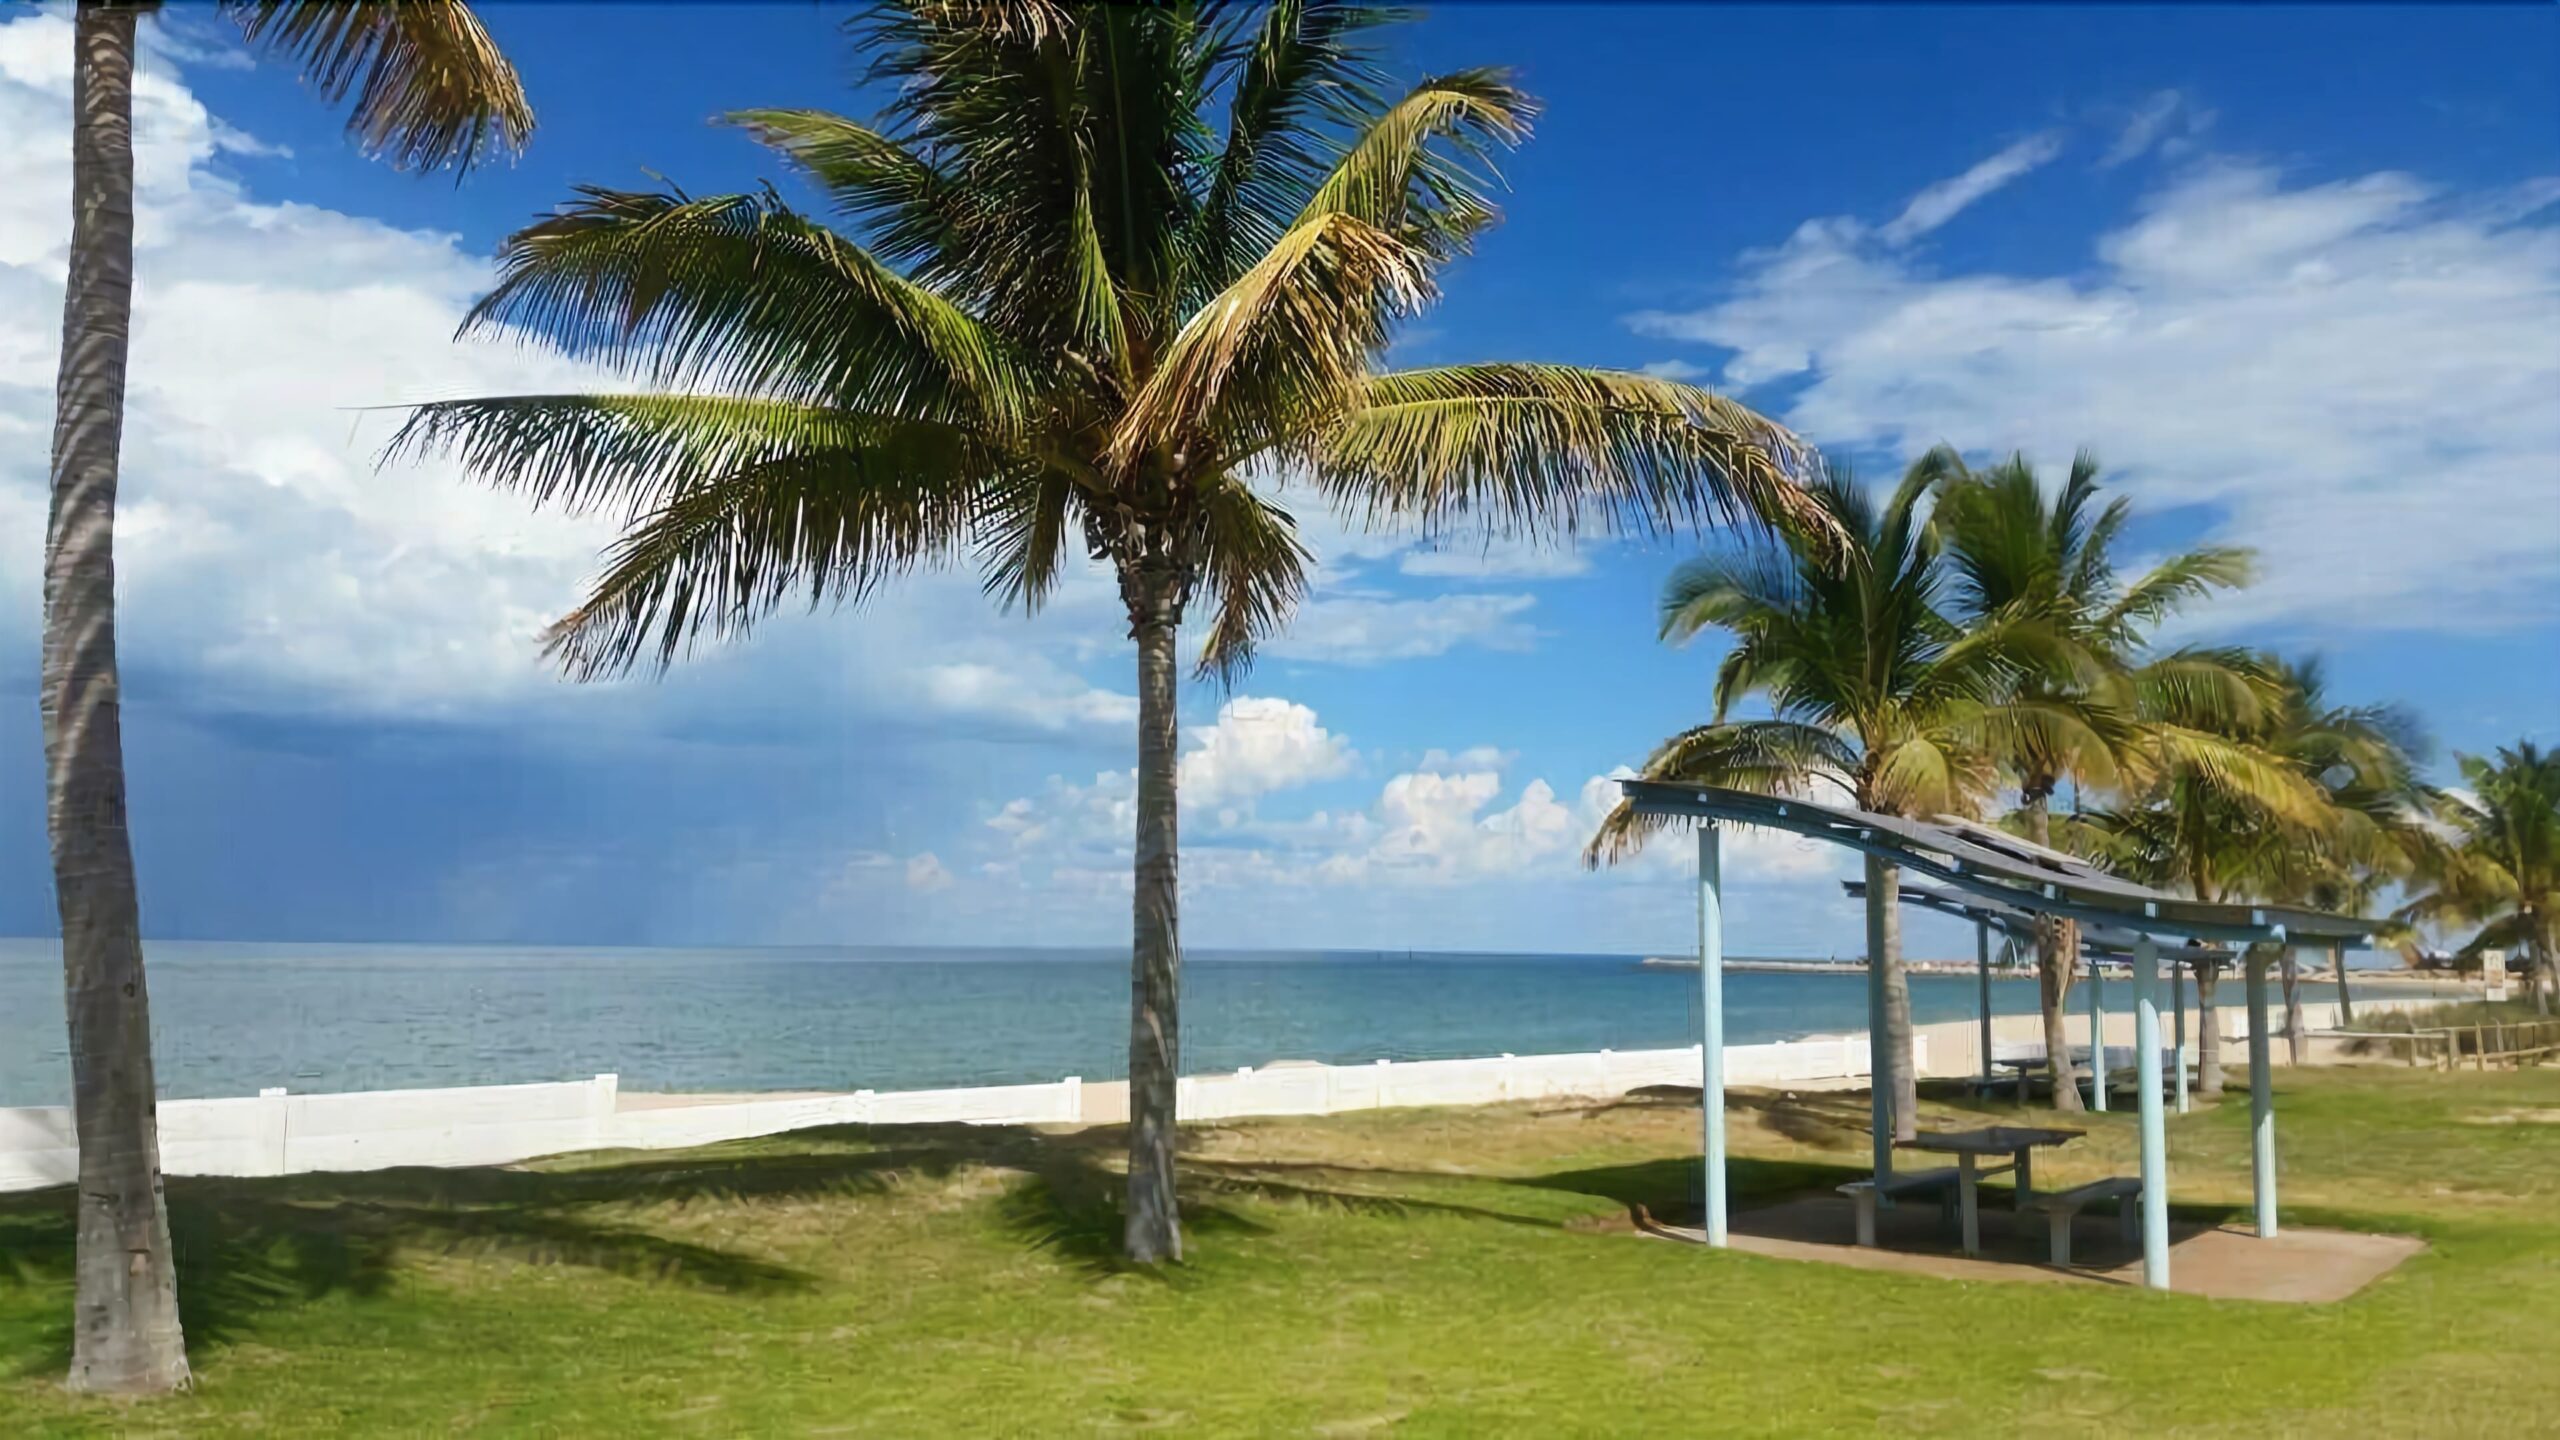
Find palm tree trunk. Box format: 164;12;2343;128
1121;565;1183;1265
2530;907;2554;1018
2018;798;2082;1112
2331;942;2354;1026
47;1;189;1396
2193;958;2224;1098
1873;862;1918;1142
2281;946;2305;1065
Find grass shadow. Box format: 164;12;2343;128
1518;1155;1858;1232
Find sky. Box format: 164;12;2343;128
0;3;2554;961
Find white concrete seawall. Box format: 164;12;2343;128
0;995;2426;1194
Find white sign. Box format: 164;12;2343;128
2484;949;2509;1003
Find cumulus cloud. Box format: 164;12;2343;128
982;702;1849;900
1628;150;2560;636
1177;696;1356;809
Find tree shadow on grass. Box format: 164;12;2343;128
0;1117;1590;1372
0;1155;824;1378
1518;1156;1858;1233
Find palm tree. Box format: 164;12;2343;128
1930;450;2255;1111
386;1;1806;1265
2399;744;2560;1015
1585;452;2070;1141
2055;658;2356;1095
42;1;529;1394
2235;659;2431;1048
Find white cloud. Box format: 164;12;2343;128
1265;592;1540;663
1177;696;1356;809
1627;153;2560;636
981;706;1850;902
1639;358;1708;380
1878;132;2066;244
921;662;1136;734
1419;745;1513;772
985;695;1355;857
904;853;954;892
2099;90;2207;170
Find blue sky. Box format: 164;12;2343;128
0;3;2554;960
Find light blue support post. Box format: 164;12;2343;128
1976;922;1994;1093
1698;823;1727;1247
2173;961;2190;1114
2088;958;2108;1113
1863;855;1893;1185
2133;937;2170;1289
2247;947;2278;1238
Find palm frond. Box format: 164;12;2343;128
1111;209;1430;470
2102;545;2255;635
1299;67;1533;264
1302;364;1811;543
384;393;988;519
1190;0;1396;294
1191;474;1314;684
461;186;1031;430
975;471;1082;615
231;0;533;172
540;438;987;679
1584;721;1857;867
725;108;965;278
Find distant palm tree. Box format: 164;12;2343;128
2398;743;2560;1016
2055;658;2357;1095
388;1;1807;1265
1586;453;2067;1140
42;0;529;1394
1930;450;2256;1110
2235;659;2431;1047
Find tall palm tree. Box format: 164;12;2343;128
386;0;1807;1265
1585;453;2069;1141
2399;743;2560;1015
43;0;529;1394
1930;451;2256;1110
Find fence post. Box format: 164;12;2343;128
258;1087;290;1176
1061;1075;1083;1124
587;1073;619;1151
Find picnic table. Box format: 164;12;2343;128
1988;1043;2180;1105
1895;1125;2084;1256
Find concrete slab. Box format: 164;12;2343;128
1652;1192;2423;1303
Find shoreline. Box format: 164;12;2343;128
1640;956;2472;986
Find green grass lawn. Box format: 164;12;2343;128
6;1066;2558;1436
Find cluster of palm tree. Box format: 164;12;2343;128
2397;744;2560;1014
1589;446;2450;1119
35;0;1816;1391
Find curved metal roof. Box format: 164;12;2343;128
1620;779;2378;944
1840;878;2238;964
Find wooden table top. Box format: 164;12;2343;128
1897;1125;2085;1156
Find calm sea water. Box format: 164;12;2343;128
0;939;2407;1105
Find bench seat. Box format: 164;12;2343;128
1836;1167;1960;1248
2019;1176;2143;1267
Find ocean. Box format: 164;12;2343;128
0;939;2409;1106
